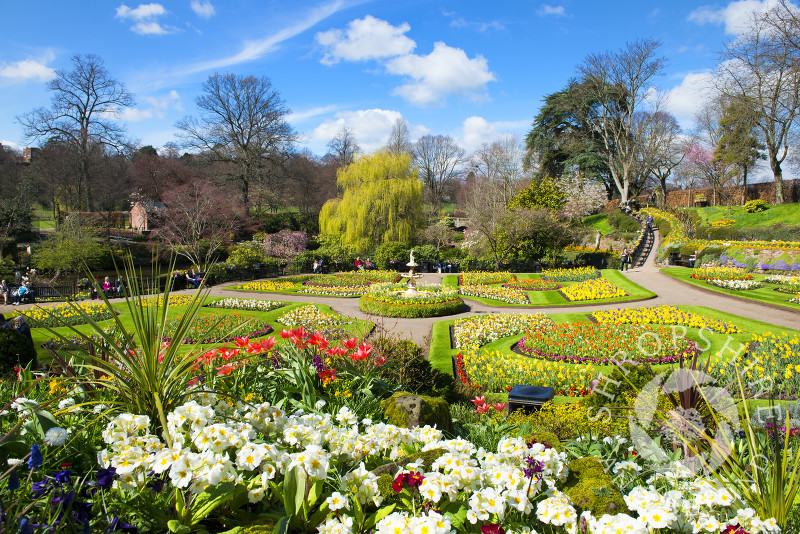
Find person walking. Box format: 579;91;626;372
620;248;630;271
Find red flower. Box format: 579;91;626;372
391;476;404;493
471;396;486;407
351;343;372;361
493;402;506;412
344;338;359;350
234;336;250;348
307;333;324;346
476;404;491;414
280;328;291;339
318;368;337;385
481;525;506;534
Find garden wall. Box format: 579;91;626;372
664;179;800;207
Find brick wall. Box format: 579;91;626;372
665;179;800;207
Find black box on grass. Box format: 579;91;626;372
508;385;555;413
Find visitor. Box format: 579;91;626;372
13;316;34;350
313;259;319;274
14;270;22;286
114;277;123;296
186;269;201;289
13;281;31;305
0;280;10;305
355;257;364;271
688;250;699;268
0;313;11;329
646;214;653;230
620;249;630;272
318;259;325;274
446;260;452;273
102;276;114;297
436;260;442;274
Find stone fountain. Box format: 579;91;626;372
400;249;423;296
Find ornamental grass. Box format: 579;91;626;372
517;322;698;364
559;278;627;301
591;305;742;334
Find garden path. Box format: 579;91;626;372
2;230;796;347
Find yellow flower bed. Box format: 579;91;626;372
144;294;196;307
453;313;554;348
560;278;627;302
709;331;800;397
278;304;351;329
462;347;595;394
690;267;752;281
19;302;115;327
591;305;741;334
458;271;514;285
231;280;298;292
458;284;529;304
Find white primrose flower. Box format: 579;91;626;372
326;491;350;512
536;490;576;527
44;426;69;447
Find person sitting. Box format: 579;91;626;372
313;259;319;274
355;257;364;271
0;280;10;305
688;250;699;268
186;269;201;289
102;276;114;297
13;282;32;305
114;277;123;296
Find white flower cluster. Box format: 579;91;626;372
373;511;452;534
764;274;800;285
205;298;283;311
707;278;762;291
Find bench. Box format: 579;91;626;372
669;253;694;268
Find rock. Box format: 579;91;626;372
381;391;453;433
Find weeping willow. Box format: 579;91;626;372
320;150;424;253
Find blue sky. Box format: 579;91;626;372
0;0;779;157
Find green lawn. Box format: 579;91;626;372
661;267;800;311
690;203;800;229
28;296;373;364
442;269;656;307
582;212;614;236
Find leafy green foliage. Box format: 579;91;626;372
374;242;409;270
32;217;110;275
744;199;769;213
319;151;424;253
508;177;566;210
0;327;37;375
359;294;465;318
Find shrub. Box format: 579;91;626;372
359;294;465;318
372;337;454;398
226;244;265;268
743;199;769;213
0;328;37;376
607;209;641;233
374;242;410;270
581;362;654;411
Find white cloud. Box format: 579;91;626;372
115;3;166;20
307;109;428;153
316;15;416;65
288;105;339;123
459;116;528;152
538;4;566;16
1;140;22;152
663;71;716;124
115;2;176;35
385;42;496;106
190;0;215;18
0;58;56;82
179;0;348;76
688;0;782;34
119;90;182;121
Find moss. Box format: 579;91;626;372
521;431;562;452
562;457;625;516
381;392;453;433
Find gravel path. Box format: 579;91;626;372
2;229;797;347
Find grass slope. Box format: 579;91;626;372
661;267;800;312
690;203;800;229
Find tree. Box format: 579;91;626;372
18;54;134;212
576;38;667;201
462;172;509;269
151;179;239;272
471;136;529;205
384;118;412;155
319;151;424;254
718;3;800;204
507;177;566;211
524;80;614;198
32;217;108;280
176;73;296;209
0;147;36;258
712;95;766;204
412;134;466;210
327;127;360;167
632;111;685;207
497;208;582;264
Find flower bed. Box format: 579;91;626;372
691;266;753;281
18;302;115;327
205;298;284;312
591;305;741;334
710;331;800;398
775;282;800;294
144;294;197;307
162;313;272;344
707;278;763;291
517;322;698;364
298;284;371;296
541;266;600;282
278;304;352;329
503;278;562;291
764;274;800;285
453;314;554;349
559;278;627;301
458;271;514;285
459;346;595;394
359;283;464;317
230;280;298;292
458;284;529;304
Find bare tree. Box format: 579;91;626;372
412;134;466;210
631;111;685;206
176;73;296;210
327;127;360;167
471;136;529;205
385;118;412;155
718;3;800;204
18;54;134;211
577;38;667;202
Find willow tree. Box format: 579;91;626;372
319;150;424;254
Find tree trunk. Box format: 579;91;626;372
770;154;785;205
742;165;748;206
